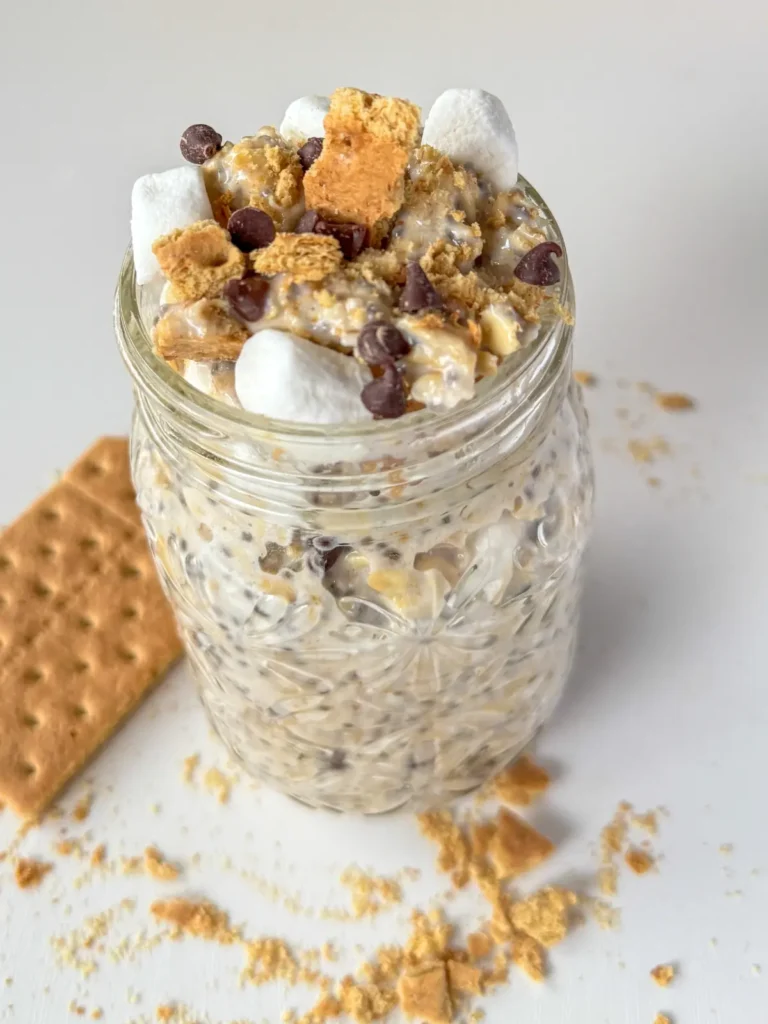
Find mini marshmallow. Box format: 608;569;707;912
279;95;330;143
235;329;372;424
131;166;212;285
421;88;518;192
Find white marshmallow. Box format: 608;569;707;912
279;95;330;143
131;166;212;285
235;329;372;425
421;88;518;192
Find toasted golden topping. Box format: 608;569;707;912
304;88;420;228
510;932;546;982
252;233;343;282
153;299;249;361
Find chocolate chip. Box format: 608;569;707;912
400;262;444;313
513;241;563;286
179;124;222;164
297;137;323;171
361;365;407;419
227;208;276;252
294;210;367;259
314;220;369;260
295;210;320;234
223;274;270;321
357;321;411;366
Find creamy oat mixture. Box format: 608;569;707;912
125;88;593;812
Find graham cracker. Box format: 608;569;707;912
251;233;343;282
303;88;420;229
64;436;143;526
0;438;182;818
152;220;245;302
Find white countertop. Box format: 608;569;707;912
1;1;767;1020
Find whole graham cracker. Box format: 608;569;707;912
0;437;182;818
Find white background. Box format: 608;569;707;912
1;0;767;1020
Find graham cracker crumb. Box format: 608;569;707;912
445;959;483;996
656;392;695;412
653;1015;671;1024
14;857;52;889
72;793;94;821
466;932;492;962
625;848;655;875
252;233;343;283
598;864;618;896
203;766;233;804
397;962;452;1024
90;843;107;868
719;843;733;854
591;899;621;930
510;932;545;981
573;370;597;387
632;810;659;834
651;964;675;987
181;754;199;784
493;756;550;806
510;887;578;947
150;898;238;944
144;846;181;881
152;220;245;302
628;437;671;464
304;87;420;228
339;867;403;918
487;809;554;879
417;810;471;888
156;1007;174;1023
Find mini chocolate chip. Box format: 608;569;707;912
227;208;276;252
361;365;406;419
180;124;222;164
297;136;323;171
314;219;369;260
223;274;270;321
400;262;444;313
357;321;411;365
513;241;563;286
295;210;320;233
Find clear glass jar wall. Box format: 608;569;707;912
116;190;594;814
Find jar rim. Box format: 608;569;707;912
114;175;573;448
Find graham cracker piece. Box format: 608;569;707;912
651;964;675;987
625;847;655;874
0;482;136;657
64;437;142;527
0;530;181;818
446;959;483;996
14;856;53;889
493;755;551;807
656;391;695;412
510;932;545;982
153;299;249;362
152;220;245;302
150;898;238;943
509;887;578;947
487;809;554;879
303;87;420;229
251;233;343;282
397;962;452;1024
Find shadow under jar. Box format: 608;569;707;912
115;184;594;815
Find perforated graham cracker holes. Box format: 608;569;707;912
0;437;182;818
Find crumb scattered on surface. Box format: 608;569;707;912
181;754;199;784
573;371;597;387
656;392;695;412
203;767;233;804
72;793;94;822
150;898;238;944
651;964;675;987
14;857;52;889
487;809;553;880
510;887;578;947
90;843;107;868
625;848;655;875
653;1015;671;1024
628;437;671;464
719;843;733;854
144;846;181;881
493;756;550;807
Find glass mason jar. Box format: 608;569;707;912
114;180;594;814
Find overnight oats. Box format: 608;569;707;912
116;88;594;813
